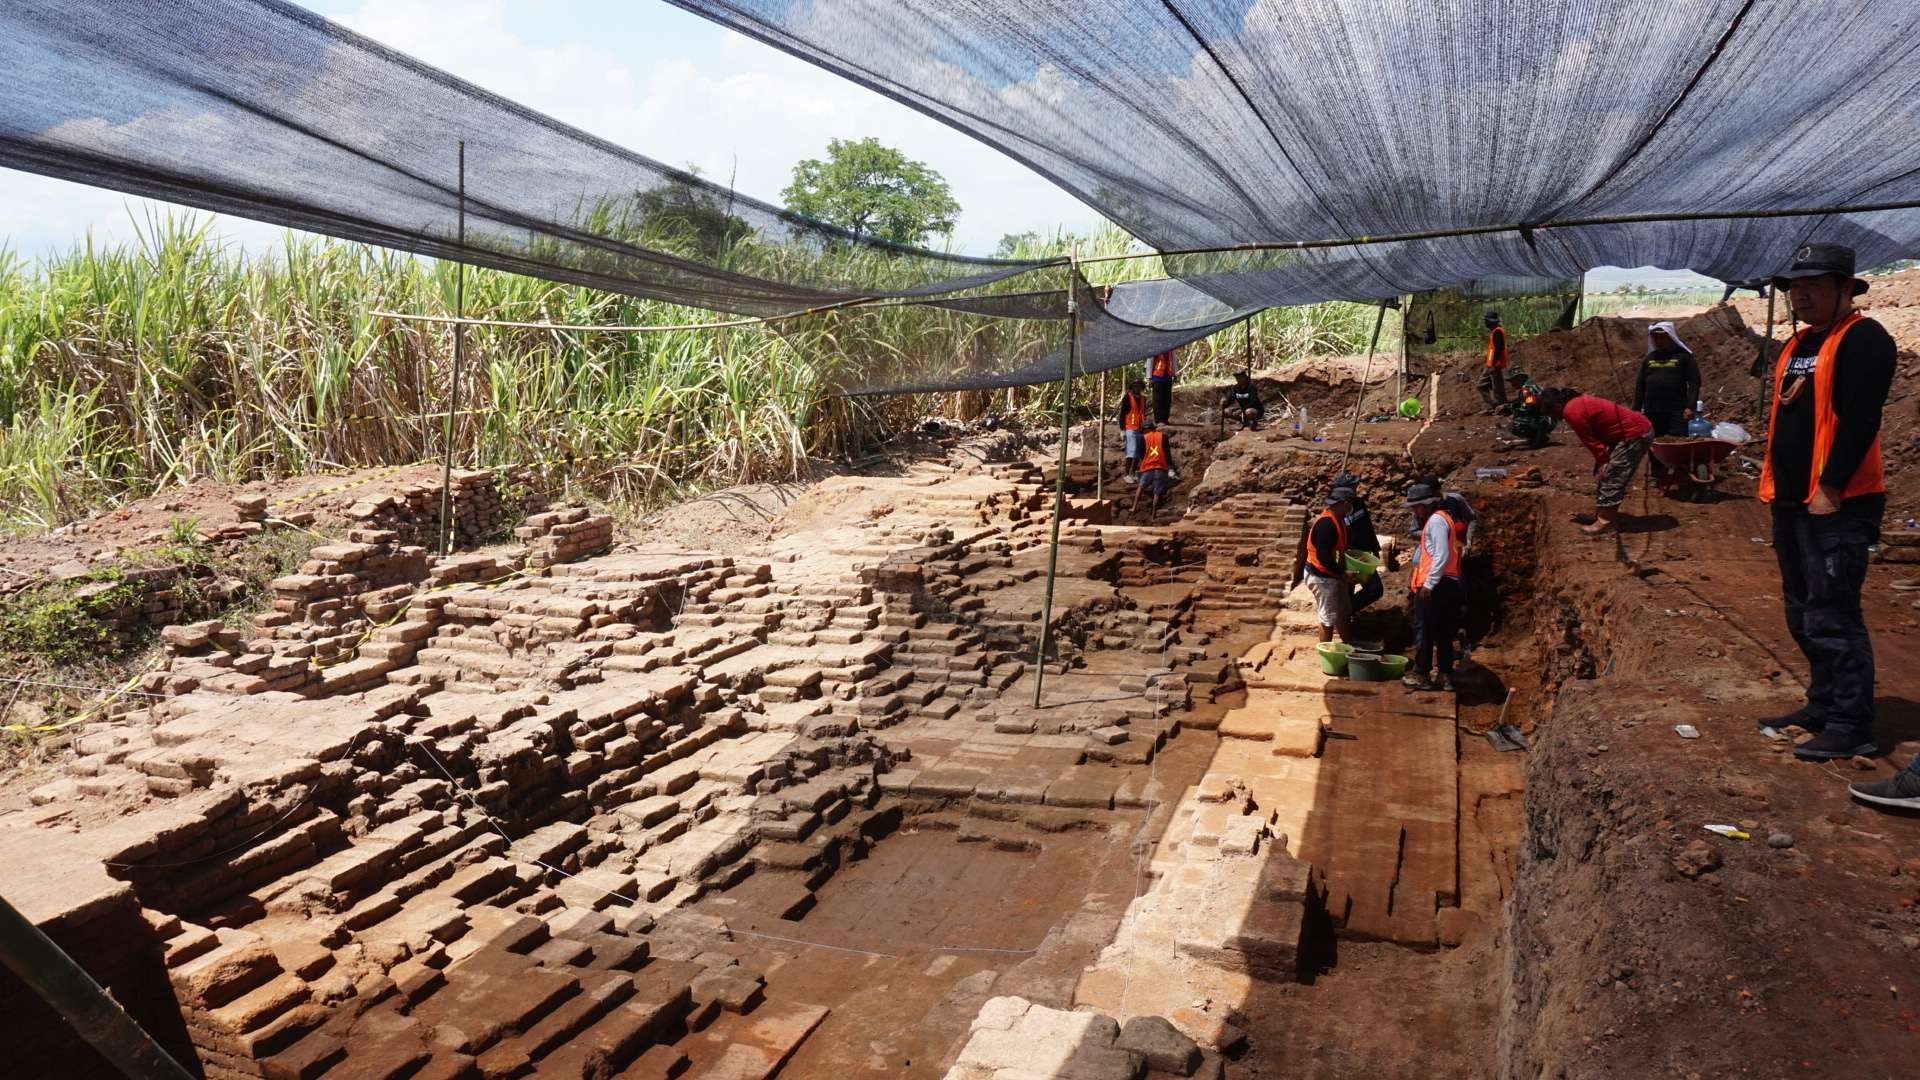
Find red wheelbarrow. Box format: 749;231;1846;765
1649;436;1739;501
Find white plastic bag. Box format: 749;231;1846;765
1710;421;1750;445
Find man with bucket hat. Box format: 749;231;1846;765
1402;481;1464;692
1754;243;1900;770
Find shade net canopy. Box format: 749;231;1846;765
671;0;1920;302
1406;276;1582;357
0;0;1060;318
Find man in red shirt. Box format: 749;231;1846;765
1542;390;1653;536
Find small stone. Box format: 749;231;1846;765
1900;936;1918;951
1767;832;1795;849
1850;755;1878;771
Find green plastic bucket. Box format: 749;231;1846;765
1344;550;1380;582
1316;641;1354;675
1377;653;1409;679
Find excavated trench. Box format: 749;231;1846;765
0;448;1616;1080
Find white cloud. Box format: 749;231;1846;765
1;0;1104;258
333;0;1102;254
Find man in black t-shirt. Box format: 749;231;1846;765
1223;371;1264;429
1755;244;1897;770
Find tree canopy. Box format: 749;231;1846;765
782;137;960;247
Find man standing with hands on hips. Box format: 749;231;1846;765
1753;244;1917;808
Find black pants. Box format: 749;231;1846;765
1643;408;1685;477
1413;577;1464;679
1772;502;1879;738
1151;379;1172;424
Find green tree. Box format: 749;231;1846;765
782;137;960;246
994;230;1042;258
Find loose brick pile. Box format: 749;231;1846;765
344;468;533;550
519;505;615;568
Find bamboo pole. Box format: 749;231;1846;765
437;140;466;557
1342;301;1389;468
1397;295;1409;404
1033;247;1080;708
0;893;195;1080
1095;369;1106;503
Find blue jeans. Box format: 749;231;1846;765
1772;502;1879;738
1351;571;1384;613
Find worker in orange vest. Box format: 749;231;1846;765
1129;419;1177;516
1749;247;1906;802
1476;309;1508;411
1114;377;1148;484
1148;349;1176;424
1402;481;1463;692
1303;486;1357;644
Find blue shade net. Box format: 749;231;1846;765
9;1;1920;393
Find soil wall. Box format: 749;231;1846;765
1498;501;1920;1078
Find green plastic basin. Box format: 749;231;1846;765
1316;641;1354;676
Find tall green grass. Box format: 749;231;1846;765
0;215;1391;533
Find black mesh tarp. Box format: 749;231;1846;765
1407;276;1583;357
0;0;1055;317
11;1;1920;395
840;273;1252;395
671;0;1920;300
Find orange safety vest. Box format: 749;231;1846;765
1305;508;1347;576
1121;390;1145;430
1410;510;1463;592
1757;312;1885;504
1139;430;1168;471
1150;351;1174;380
1485;326;1506;369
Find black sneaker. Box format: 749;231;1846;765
1850;769;1920;811
1792;729;1878;762
1402;672;1434;692
1756;707;1823;738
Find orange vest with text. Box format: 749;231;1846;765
1140;430;1168;472
1757;312;1885;504
1305;509;1347;576
1122;390;1145;430
1410;510;1462;592
1150;351;1174;380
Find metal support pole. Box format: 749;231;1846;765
438;140;467;557
1095;369;1106;502
0;893;195;1079
1033;249;1080;708
1757;287;1779;414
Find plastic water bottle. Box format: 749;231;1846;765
1687;400;1713;438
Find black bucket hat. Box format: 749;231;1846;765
1771;242;1869;296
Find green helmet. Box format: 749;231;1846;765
1397;397;1424;419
